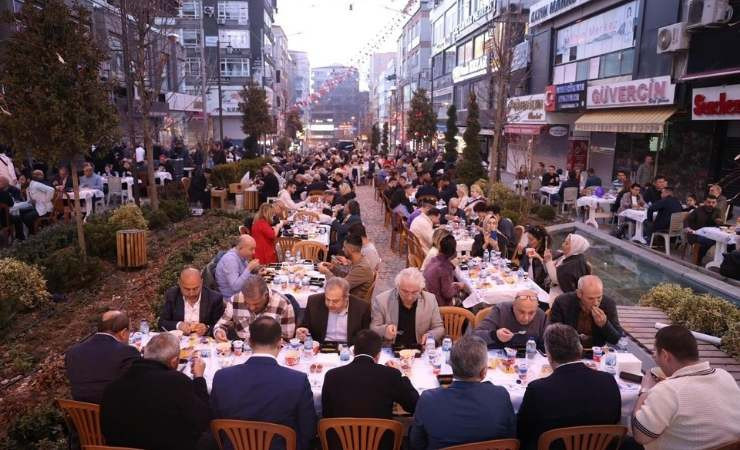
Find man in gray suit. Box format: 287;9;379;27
371;268;445;346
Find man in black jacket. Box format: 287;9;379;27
258;165;279;204
295;277;371;345
65;310;141;404
101;333;211;450
158;267;225;336
645;186;682;241
684;194;723;263
517;323;621;450
550;275;622;347
321;329;419;419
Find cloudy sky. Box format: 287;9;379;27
274;0;411;89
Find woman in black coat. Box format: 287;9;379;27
515;225;551;292
544;233;591;296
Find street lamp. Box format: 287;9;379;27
216;40;233;145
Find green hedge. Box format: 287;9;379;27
640;283;740;358
42;247;102;292
0;404;67;450
0;223;77;267
210;157;272;188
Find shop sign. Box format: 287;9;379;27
511;41;530;72
549;125;569;137
529;0;594;27
452;56;487;83
692;84;740;120
587;76;675;109
506;94;546;124
547;82;587;111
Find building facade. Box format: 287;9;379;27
309;65;362;145
272;25;293;137
368;52;396;126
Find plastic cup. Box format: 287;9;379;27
592;346;603;363
517;360;528;382
285;350;300;366
232;340;244;356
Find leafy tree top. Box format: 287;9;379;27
240;80;273;138
444;104;459;162
406;88;436;144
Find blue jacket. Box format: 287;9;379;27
409;381;516;450
210;356;317;450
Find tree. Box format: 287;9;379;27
370;123;381;154
381;122;389;155
0;0;118;258
444;104;459;163
457;92;486;185
406;88;436;150
240;80;272;157
285;109;303;140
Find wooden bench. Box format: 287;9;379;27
617;305;740;384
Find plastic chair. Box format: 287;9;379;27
57;399;104;447
474;306;493;328
318;418;403;450
528;178;542;202
439;307;476;342
211;419;297;450
309;189;327;197
294;210;320;223
536;425;627;450
649;211;688;256
442;438;520;450
292;240;328;262
276;236;300;262
106;176;125;205
181;177;191;204
560;187;579;215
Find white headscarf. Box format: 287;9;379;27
565;233;590;256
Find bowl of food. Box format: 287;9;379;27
284;350;300;366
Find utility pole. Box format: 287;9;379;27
216;39;224;144
199;7;209;169
119;0;140;205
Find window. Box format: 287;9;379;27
473;79;489;106
219;29;249;49
457;45;465;65
445;48;456;74
432;53;444;78
576;60;590;81
182;30;201;47
620;48;634;75
599;52;620;78
218;1;248;24
473;33;485;59
179;1;201;19
185;57;201;77
445;6;457;36
455;83;469;110
221;58;249;77
434;18;444;46
464;40;473;63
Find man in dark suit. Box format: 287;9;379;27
65;310;141;404
517;323;621;450
295;277;370;345
100;333;211;450
409;335;516;450
210;316;317;450
321;329;419;419
550;275;622;347
158;267;225;336
645;185;682;240
259;165;280;204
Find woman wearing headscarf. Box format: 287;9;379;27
544;233;591;300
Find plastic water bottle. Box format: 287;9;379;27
425;336;436;363
285;250;292;264
517;268;525;281
296;249;302;263
604;351;617;374
303;334;314;361
526;338;537;359
442;337;453;364
339;344;351;362
140;320;149;335
484;250;490;263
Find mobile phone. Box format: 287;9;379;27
619;371;643;383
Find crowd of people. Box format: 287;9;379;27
58;144;740;450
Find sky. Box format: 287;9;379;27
274;0;412;90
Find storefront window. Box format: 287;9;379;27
599;52;621;78
620;48;635;75
473;34;485;59
445;48;456;74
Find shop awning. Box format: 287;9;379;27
504;124;544;135
574;107;677;134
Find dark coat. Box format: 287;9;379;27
550;292;623;346
322;355;419;419
518;252;549;292
100;359;211;450
211;356;317;450
647;195;683;231
157;286;225;335
65;333;141;404
299;293;370;344
261;172;280;198
415;184;440;199
516;362;621;450
554;253;590;293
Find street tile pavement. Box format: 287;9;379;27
355;185;407;295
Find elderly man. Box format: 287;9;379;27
371;268;445;346
101;333;210;450
319;234;375;300
550;275;622;347
213;274;296;342
631;325;740;450
215;234;260;300
409;335;516;450
65;310;141;404
79;162;104;191
473;290;547;349
517;324;621;450
441;197;466;224
296;277;370;345
158;267;225;336
211;317;317;450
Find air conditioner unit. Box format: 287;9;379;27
657;22;690;53
217;18;226;25
687;0;733;29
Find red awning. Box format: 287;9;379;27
504;124;544;135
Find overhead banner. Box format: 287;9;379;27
692;84;740;120
529;0;594;26
587;76;676;109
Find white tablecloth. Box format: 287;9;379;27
457;266;549;307
577;195;616;227
618;208;649;244
286;222;331;247
155;171;173;184
9;201;32;216
68;188;104;215
696;227;739;269
539;186;560;196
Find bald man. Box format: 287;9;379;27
473;290;548;349
65;310;141;404
159;267;225;336
215;234;261;300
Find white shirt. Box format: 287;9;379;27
325;307;349;342
633;361;740;450
410;213;434;251
361;243;381;272
135;146;145;163
0;153;18;187
26;180;56;216
176;292;202;330
278;189;301;210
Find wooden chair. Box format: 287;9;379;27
536;425;627;450
439;306;476;342
244;190;260;211
276;236;300;262
442;438;520;450
83;446;144;450
649;211;688;256
318;418;403;450
211;419;297;450
292;240;328;262
360;272;378;303
181;177;191;203
211;188;228;209
390;212;403;251
57;399;104;447
407;235;422;268
474;306;493;328
294;210;320;223
399;217;411;254
416;195;438;205
382;194;392;227
309;189;327;197
306;195;322;204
